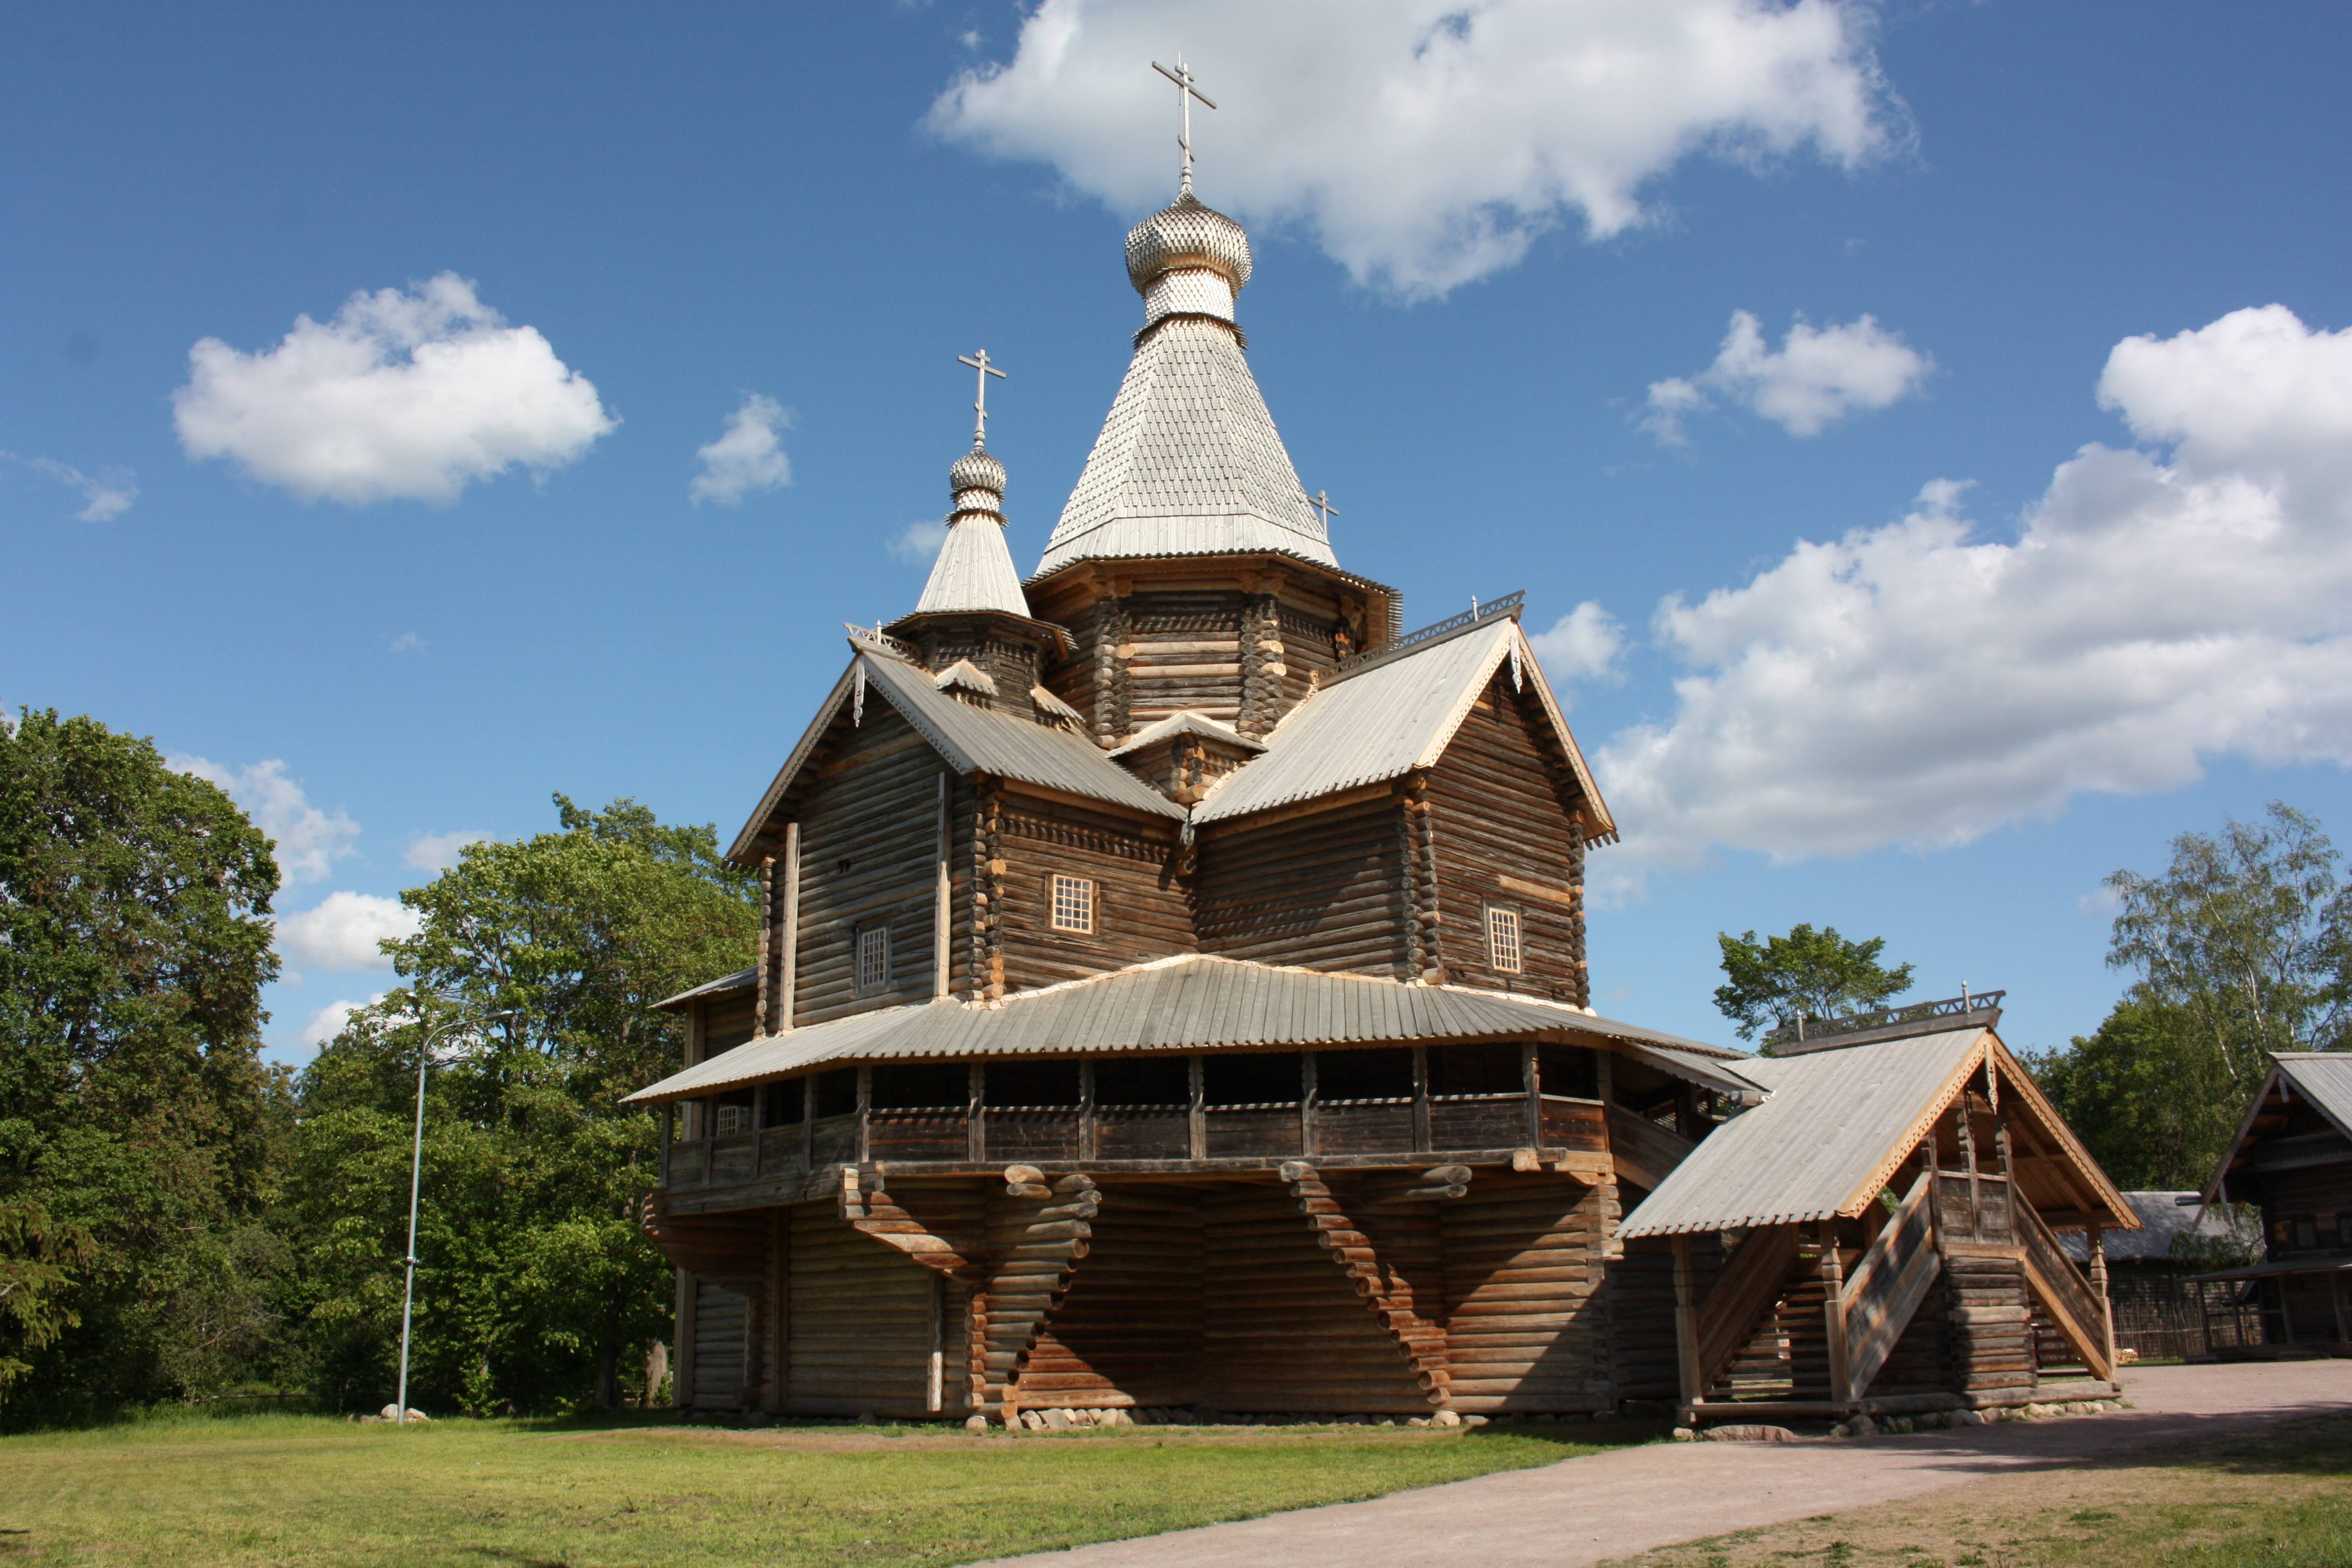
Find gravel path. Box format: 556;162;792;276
972;1362;2352;1567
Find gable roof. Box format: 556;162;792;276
727;639;1186;860
2060;1192;2239;1264
1038;316;1336;575
623;952;1751;1106
2201;1052;2352;1206
1192;604;1614;840
1620;1027;2136;1237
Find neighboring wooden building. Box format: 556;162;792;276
624;175;2138;1426
2193;1053;2352;1357
2058;1192;2247;1362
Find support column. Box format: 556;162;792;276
1821;1219;1850;1406
1672;1235;1701;1411
777;821;801;1032
933;774;951;1000
2088;1224;2114;1368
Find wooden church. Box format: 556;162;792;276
627;155;2138;1429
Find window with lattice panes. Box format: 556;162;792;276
1050;873;1096;934
856;924;891;995
1485;904;1523;973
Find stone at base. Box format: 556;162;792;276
965;1415;990;1434
1432;1409;1462;1428
1672;1427;1696;1442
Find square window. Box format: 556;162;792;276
1050;874;1096;934
856;924;891;995
1485;905;1523;973
715;1104;750;1137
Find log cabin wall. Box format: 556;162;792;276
1017;1181;1205;1409
1945;1250;2034;1405
912;629;1044;721
1191;794;1410;976
1274;600;1344;712
785;705;971;1026
1439;1173;1615;1414
786;1197;972;1419
993;794;1191;992
1118;590;1248;734
1200;1181;1432;1413
689;1281;748;1411
1424;673;1592;1007
700;994;757;1059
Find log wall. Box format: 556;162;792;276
1192;793;1409;975
1943;1249;2035;1405
995;797;1191;992
690;1281;747;1411
787;1198;969;1418
1439;1173;1615;1413
1424;673;1591;1007
1019;1181;1204;1409
785;706;970;1026
1613;1232;1724;1404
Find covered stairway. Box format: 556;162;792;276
1619;1004;2138;1422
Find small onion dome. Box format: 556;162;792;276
1125;192;1252;297
949;445;1006;516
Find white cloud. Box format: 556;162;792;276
275;891;422;971
690;393;792;505
171;272;616;505
930;0;1900;298
299;993;387;1050
889;520;949;562
389;631;425;654
3;451;137;520
1643;309;1929;443
170;756;359;884
1527;601;1626;697
404;830;487;872
1596;305;2352;891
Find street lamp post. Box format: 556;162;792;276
395;1008;509;1425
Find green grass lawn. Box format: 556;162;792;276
0;1409;1623;1566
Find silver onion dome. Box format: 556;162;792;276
949;445;1006;516
1124;192;1252;297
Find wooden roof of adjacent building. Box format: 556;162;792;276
2201;1051;2352;1207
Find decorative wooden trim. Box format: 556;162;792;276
1281;1162;1449;1406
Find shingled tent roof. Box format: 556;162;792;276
1619;1025;2136;1238
623;952;1754;1106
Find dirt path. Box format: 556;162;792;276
970;1362;2352;1567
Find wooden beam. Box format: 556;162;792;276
933;774;952;1000
777;821;801;1031
1672;1234;1702;1411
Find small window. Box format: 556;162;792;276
1485;905;1523;973
856;924;891;995
1050;874;1096;934
715;1103;752;1137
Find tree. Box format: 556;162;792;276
2104;801;2350;1092
0;710;291;1423
1713;923;1916;1044
288;796;755;1414
2028;997;2240;1191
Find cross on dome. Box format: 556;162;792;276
1308;489;1340;530
1151;56;1216;195
958;348;1006;451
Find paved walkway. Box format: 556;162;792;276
976;1362;2352;1567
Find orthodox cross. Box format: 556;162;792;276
958;349;1006;449
1307;488;1340;532
1152;56;1217;194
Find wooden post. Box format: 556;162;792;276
1300;1052;1318;1156
777;822;802;1032
682;1006;706;1140
1522;1042;1541;1150
927;1272;945;1414
2088;1224;2115;1369
1671;1234;1702;1411
1821;1218;1851;1405
1412;1046;1431;1154
1188;1055;1206;1161
933;774;951;1000
801;1074;816;1171
1956;1100;1979;1239
856;1065;872;1165
968;1061;986;1163
1080;1058;1097;1162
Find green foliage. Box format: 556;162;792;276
0;710;293;1424
1712;923;1916;1043
2104;801;2350;1090
2027;997;2240;1190
2031;801;2351;1194
286;795;756;1415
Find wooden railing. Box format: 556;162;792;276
1605;1106;1696;1191
2017;1197;2115;1381
1842;1172;1942;1395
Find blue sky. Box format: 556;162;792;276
7;2;2350;1061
